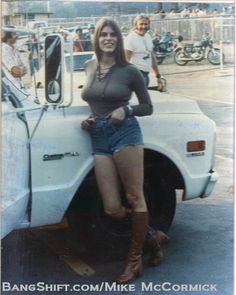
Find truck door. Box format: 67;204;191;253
1;82;30;238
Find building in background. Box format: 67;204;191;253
2;1;52;27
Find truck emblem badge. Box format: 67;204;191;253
43;152;80;161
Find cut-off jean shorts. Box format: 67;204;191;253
89;116;143;156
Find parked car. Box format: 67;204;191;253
27;20;47;31
1;34;218;256
65;51;94;71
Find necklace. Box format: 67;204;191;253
99;64;114;70
97;63;115;81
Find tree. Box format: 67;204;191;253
104;2;141;16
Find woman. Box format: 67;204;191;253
81;18;168;284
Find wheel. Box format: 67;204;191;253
66;167;176;261
144;166;176;233
174;49;188;66
67;174;130;262
207;48;224;65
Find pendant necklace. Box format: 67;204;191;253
97;63;115;81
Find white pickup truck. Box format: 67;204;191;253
1;35;218;250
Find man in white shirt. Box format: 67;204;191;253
2;29;27;89
124;15;163;89
1;29;27;85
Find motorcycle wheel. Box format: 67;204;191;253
207;48;224;65
174;49;188;66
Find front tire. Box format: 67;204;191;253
174;49;188;66
67;167;176;261
207;48;224;65
144;166;176;233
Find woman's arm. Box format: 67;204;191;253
110;66;153;124
127;66;153;117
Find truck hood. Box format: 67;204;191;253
65;91;203;116
133;91;202;115
9;89;202;117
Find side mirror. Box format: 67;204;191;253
45;34;64;104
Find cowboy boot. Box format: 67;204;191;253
114;211;148;284
147;226;170;266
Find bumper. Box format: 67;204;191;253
201;170;219;198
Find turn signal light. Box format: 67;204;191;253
187;140;205;152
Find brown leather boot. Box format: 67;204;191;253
147;226;170;266
114;211;148;284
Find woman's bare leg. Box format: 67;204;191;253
113;145;147;212
94;155;127;219
113;145;148;284
114;146;169;269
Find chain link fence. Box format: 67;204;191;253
15;14;234;90
48;15;234;43
150;16;234;43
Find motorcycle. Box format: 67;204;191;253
153;32;182;65
174;33;224;66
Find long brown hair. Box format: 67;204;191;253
93;18;128;66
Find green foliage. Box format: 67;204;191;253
18;1;48;13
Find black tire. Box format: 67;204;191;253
67;167;176;262
67;174;129;262
144;166;176;233
174;49;188;66
207;48;224;65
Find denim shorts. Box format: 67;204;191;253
89;116;143;156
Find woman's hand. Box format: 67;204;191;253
81;117;96;130
110;107;126;124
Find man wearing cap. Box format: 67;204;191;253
84;23;95;51
124;15;163;90
2;29;27;88
73;28;85;52
88;24;95;41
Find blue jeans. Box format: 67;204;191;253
89;116;143;156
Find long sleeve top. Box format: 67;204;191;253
81;60;153;118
